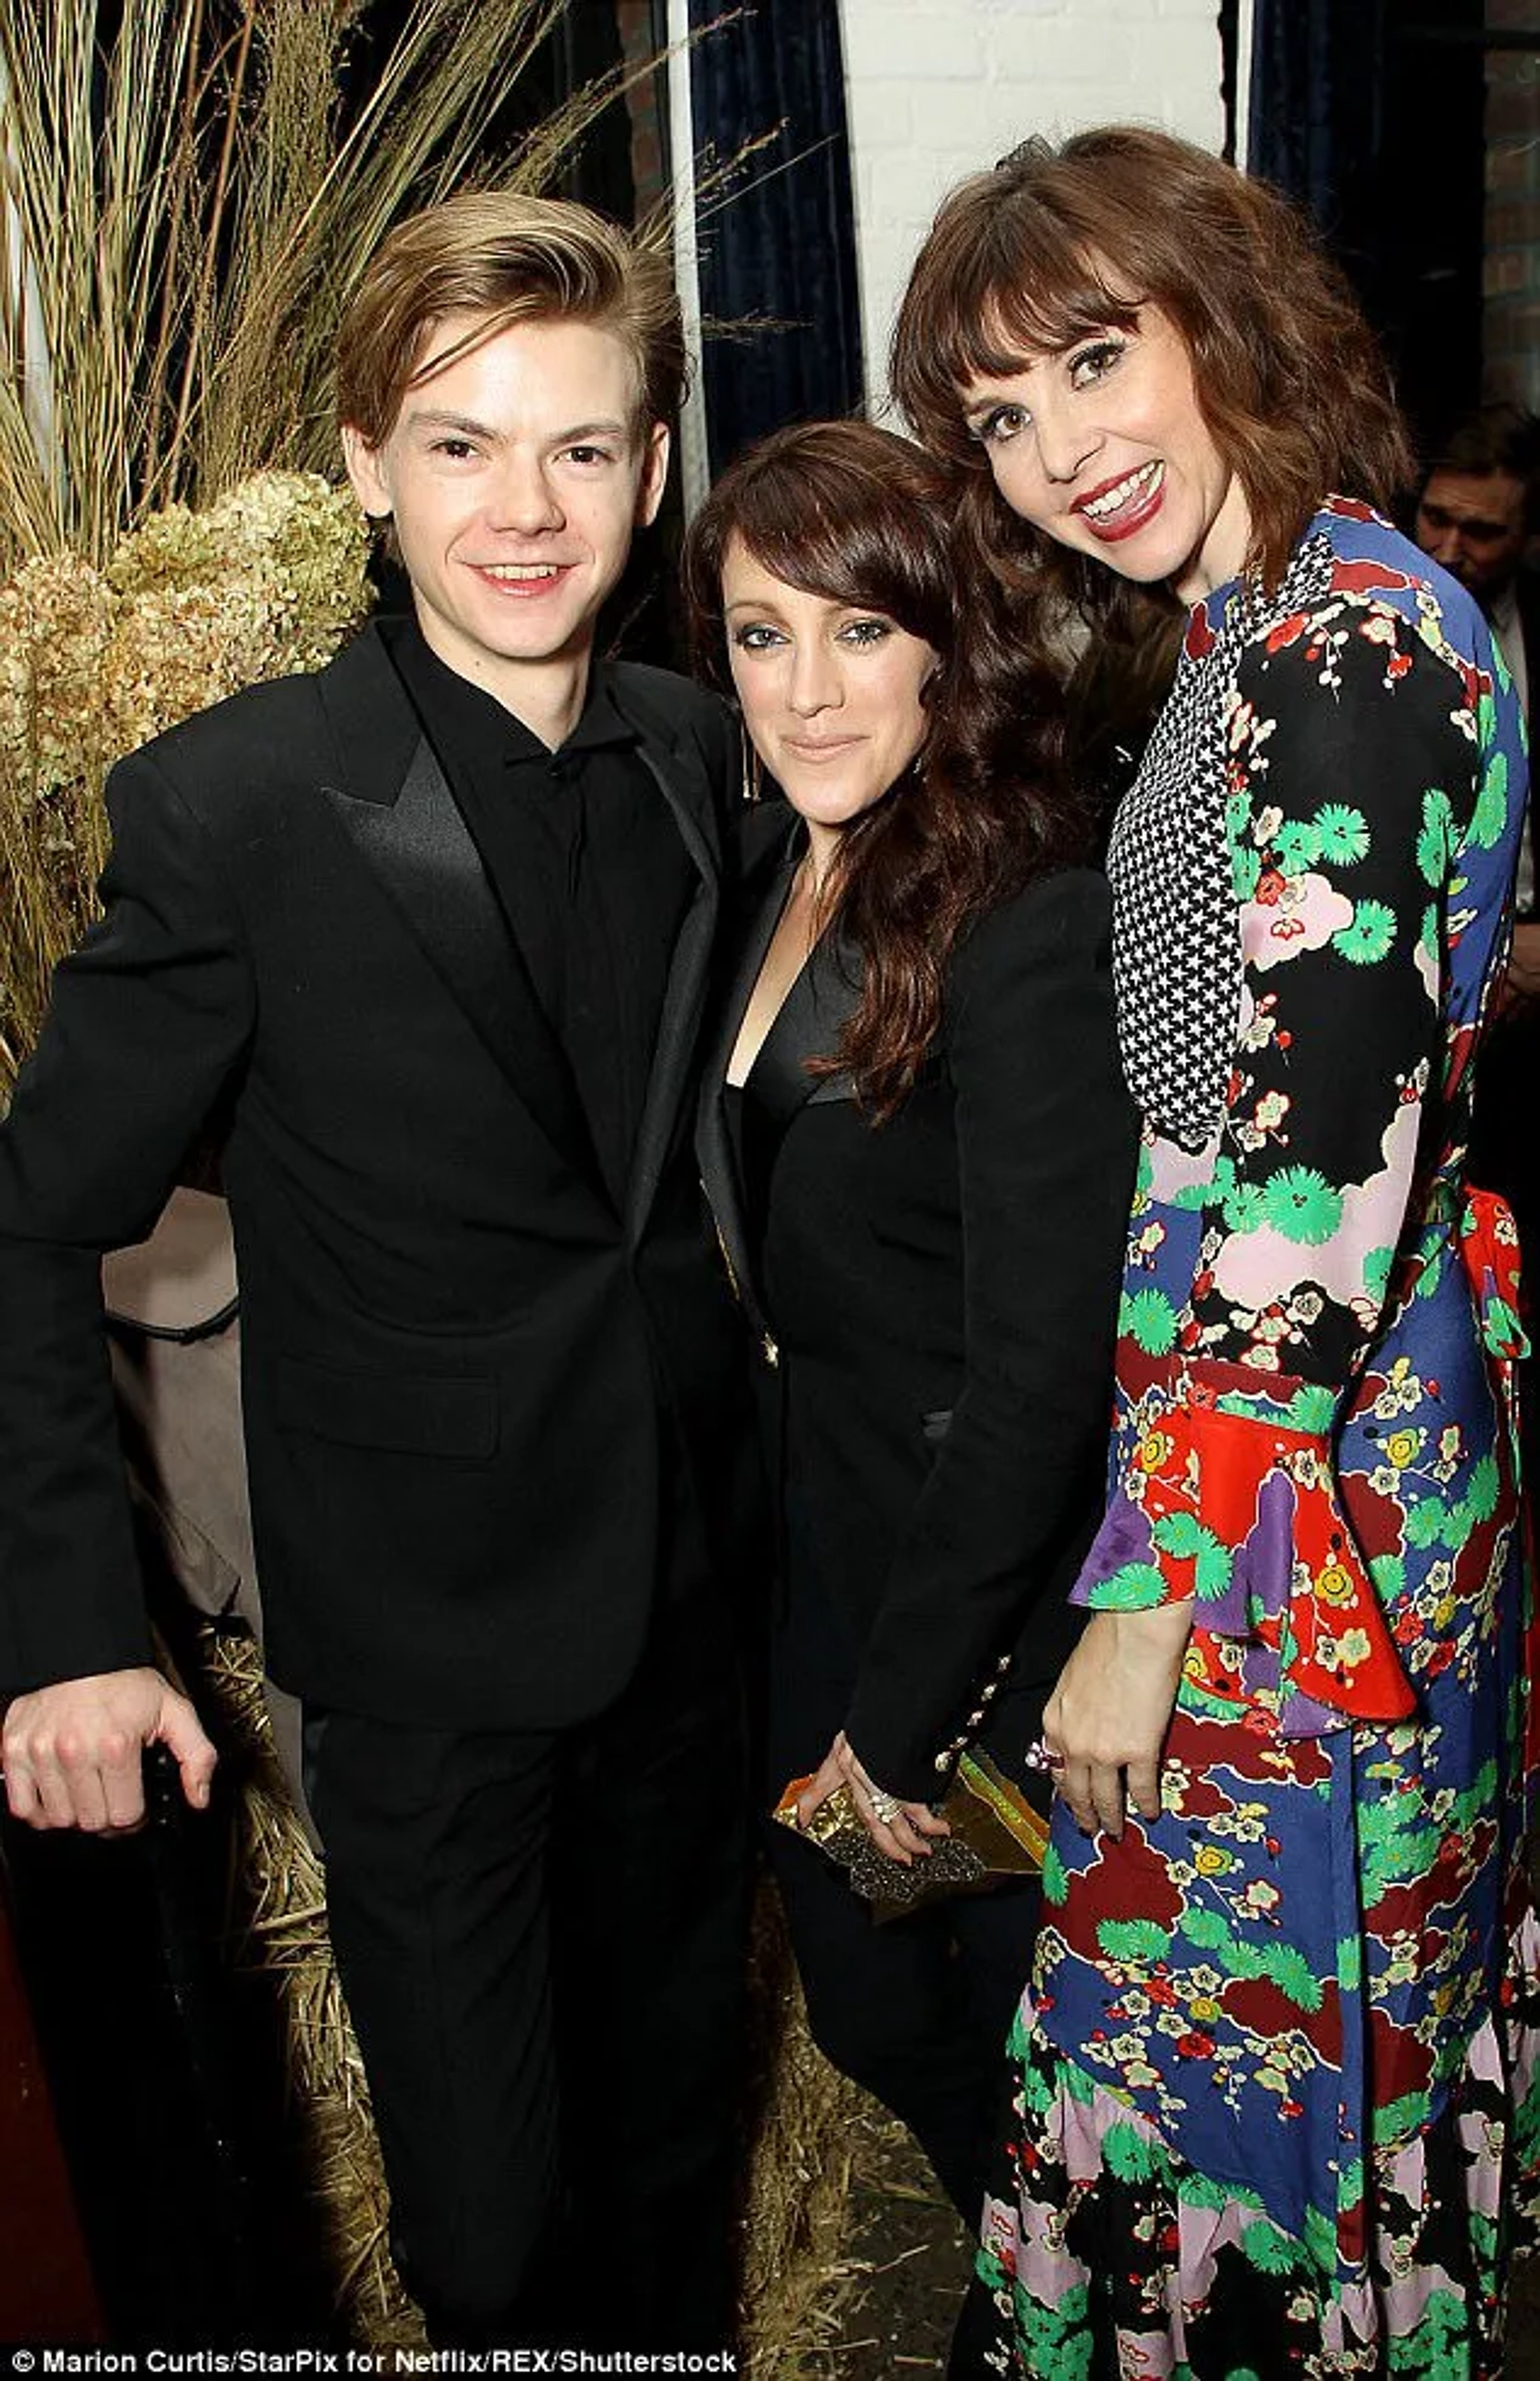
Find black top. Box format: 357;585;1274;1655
720;1081;779;1261
391;619;696;1207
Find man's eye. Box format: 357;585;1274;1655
563;444;613;467
432;438;477;460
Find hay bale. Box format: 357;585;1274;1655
740;1885;867;2374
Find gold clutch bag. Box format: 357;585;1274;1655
772;1749;1049;1922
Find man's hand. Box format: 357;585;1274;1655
2;1669;216;1832
1042;1602;1194;1839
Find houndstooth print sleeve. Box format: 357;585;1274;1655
1105;571;1262;1158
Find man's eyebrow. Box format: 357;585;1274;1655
399;409;633;443
400;408;495;439
552;419;632;442
1420;499;1513;538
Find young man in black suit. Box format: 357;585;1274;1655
0;194;756;2349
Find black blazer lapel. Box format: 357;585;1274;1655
748;927;861;1126
315;629;602;1192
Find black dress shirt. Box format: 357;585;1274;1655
388;619;695;1207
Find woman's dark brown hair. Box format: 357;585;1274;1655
683;417;1078;1119
891;126;1413;621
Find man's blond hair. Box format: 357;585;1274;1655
337;190;684;446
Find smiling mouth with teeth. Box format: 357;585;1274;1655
476;562;565;582
1078;460;1164;524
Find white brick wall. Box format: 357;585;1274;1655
840;0;1226;409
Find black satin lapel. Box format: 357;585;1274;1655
625;738;723;1241
696;851;799;1333
749;928;860;1130
320;738;601;1187
315;623;420;801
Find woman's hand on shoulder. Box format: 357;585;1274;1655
1042;1602;1194;1839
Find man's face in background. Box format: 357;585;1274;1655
1415;468;1529;609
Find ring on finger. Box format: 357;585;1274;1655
866;1787;902;1826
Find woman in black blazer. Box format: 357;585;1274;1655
687;421;1136;2218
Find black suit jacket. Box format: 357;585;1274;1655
699;814;1137;1801
0;625;753;1730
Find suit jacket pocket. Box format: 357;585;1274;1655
274;1355;497;1461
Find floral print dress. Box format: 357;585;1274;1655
975;501;1540;2378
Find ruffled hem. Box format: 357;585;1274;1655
967;1907;1540;2380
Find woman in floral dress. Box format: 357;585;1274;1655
894;127;1540;2376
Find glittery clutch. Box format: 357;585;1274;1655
772;1749;1050;1922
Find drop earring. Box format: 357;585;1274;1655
739;716;764;805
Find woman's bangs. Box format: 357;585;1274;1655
734;500;910;639
954;235;1141;387
736;481;864;608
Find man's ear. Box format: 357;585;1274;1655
634;422;671;528
342;424;393;521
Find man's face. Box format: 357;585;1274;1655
1414;468;1528;607
343;313;668;708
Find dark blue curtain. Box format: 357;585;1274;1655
1246;0;1386;229
1246;0;1485;448
687;0;863;475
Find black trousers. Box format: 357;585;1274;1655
764;1574;1038;2225
304;1568;749;2349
